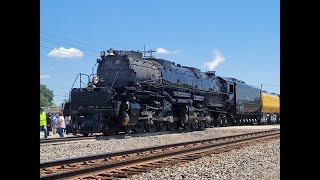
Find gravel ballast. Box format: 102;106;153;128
40;125;279;163
126;138;280;180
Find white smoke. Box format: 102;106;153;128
156;48;180;54
48;47;83;58
203;49;225;70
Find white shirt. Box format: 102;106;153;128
56;116;65;128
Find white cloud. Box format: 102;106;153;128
203;49;225;70
156;48;180;54
48;47;83;58
40;75;51;79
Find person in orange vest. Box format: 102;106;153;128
40;107;48;138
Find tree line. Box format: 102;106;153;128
40;84;55;107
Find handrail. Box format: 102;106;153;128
92;62;98;75
67;73;90;103
70;73;90;89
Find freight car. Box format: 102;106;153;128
63;48;279;136
260;92;280;124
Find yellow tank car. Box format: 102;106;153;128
261;93;280;114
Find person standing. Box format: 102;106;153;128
46;112;52;136
56;111;65;137
50;113;57;135
40;107;48;138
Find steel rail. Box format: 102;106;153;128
40;130;279;179
40;136;97;144
40;128;205;144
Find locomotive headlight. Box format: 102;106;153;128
92;76;100;84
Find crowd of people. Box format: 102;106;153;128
40;107;65;138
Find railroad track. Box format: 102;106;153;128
40;128;204;144
40;129;280;179
40;136;98;144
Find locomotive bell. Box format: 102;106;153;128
107;48;114;56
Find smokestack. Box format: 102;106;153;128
206;71;216;77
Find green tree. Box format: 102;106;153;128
40;84;54;107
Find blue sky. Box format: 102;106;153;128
40;0;280;106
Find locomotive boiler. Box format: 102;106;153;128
63;48;279;136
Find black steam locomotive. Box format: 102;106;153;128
63;48;278;136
